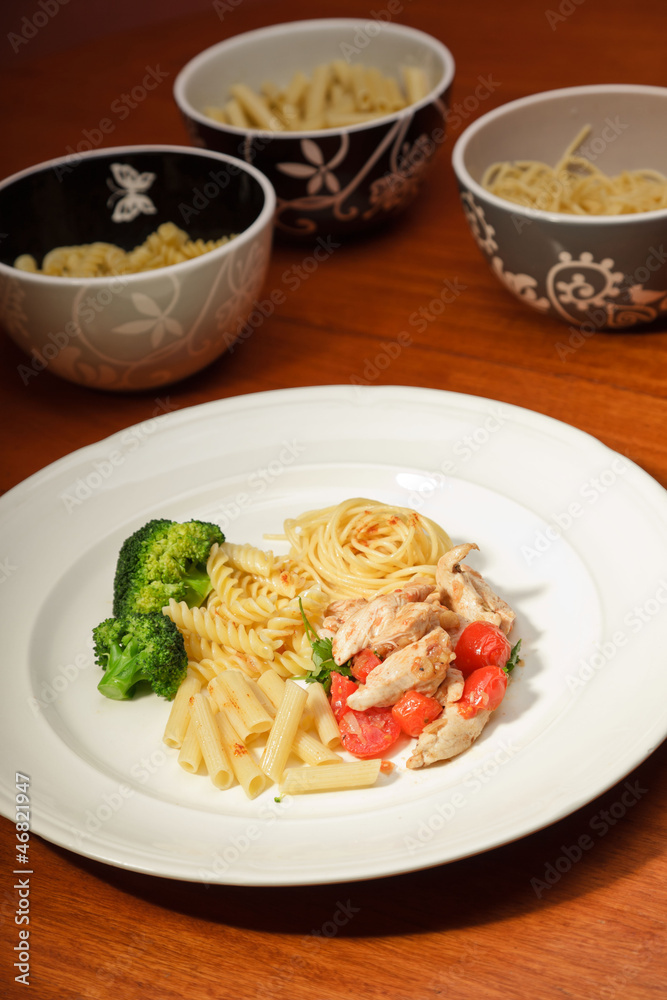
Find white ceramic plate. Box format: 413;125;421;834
1;385;666;886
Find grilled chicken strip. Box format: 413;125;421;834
371;602;459;658
435;544;515;634
346;627;453;711
406;666;491;768
331;581;435;665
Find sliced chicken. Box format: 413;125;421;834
406;667;491;768
331;581;435;665
426;593;471;647
435;544;515;634
320;597;368;639
346;627;453;710
372;602;459;658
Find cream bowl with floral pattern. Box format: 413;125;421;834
452;84;667;331
174;19;455;239
0;145;275;391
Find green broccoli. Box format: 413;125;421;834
112;518;224;616
93;612;187;700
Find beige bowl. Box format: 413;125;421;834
0;145;275;390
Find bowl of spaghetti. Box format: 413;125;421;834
452;84;667;331
174;19;455;239
0;145;275;390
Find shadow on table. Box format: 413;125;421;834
56;742;666;937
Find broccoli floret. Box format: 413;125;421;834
93;612;187;700
112;518;224;616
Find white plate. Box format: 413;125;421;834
2;385;666;886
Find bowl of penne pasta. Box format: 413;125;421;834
0;144;276;390
174;18;455;238
452;84;667;331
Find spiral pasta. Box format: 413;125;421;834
164;599;280;661
14;222;235;277
220;542;275;578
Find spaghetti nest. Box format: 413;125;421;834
481;125;667;215
275;498;453;599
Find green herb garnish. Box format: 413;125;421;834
504;638;522;675
299;599;353;694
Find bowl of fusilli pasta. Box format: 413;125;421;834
0;144;275;390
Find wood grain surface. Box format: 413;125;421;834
0;1;666;998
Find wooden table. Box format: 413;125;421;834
1;1;666;997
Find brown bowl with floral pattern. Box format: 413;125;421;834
174;19;455;239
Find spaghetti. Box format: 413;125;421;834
481;125;667;215
269;497;453;599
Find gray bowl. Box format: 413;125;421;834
452;85;667;330
0;145;275;391
174;18;455;239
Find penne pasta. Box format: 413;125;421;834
304;63;331;121
306;681;341;749
402;66;429;104
281;760;382;794
260;679;308;782
230;83;284;130
200;61;424;133
291;729;343;767
208;675;256;745
177;716;202;774
163;670;202;749
214;669;273;734
350;63;372;111
189;692;233;789
216;710;267;799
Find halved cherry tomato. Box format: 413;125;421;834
391;689;443;737
457;665;508;719
351;647;382;683
329;672;358;722
338;707;401;758
454;621;511;677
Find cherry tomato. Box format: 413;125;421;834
338;707;401;758
454;621;511;677
329;672;358;722
457;665;508;719
351;648;382;683
391;690;443;737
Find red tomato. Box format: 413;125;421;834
454;621;511;677
458;666;508;719
391;690;443;737
338;707;401;758
329;672;358;722
351;648;382;683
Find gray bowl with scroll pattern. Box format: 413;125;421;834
452;85;667;331
174;19;455;239
0;145;275;391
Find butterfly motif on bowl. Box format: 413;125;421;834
106;163;157;223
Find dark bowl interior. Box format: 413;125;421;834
0;149;266;268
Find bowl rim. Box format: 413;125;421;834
0;144;276;286
173;17;456;140
451;83;667;225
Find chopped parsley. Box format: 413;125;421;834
504;638;522;674
299;598;353;693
